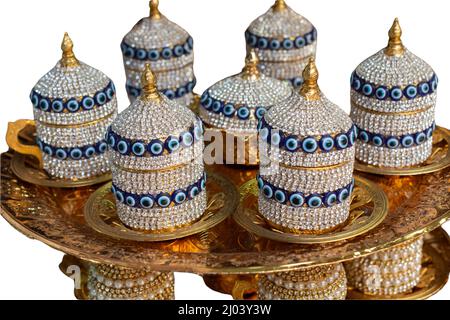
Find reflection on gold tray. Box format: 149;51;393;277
355;126;450;176
233;176;388;244
84;173;239;242
1;150;450;273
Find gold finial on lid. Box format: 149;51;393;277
149;0;161;19
141;64;161;101
272;0;287;11
60;32;80;68
241;50;261;80
385;18;405;56
300;57;321;101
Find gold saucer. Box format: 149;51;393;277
84;172;239;242
355;126;450;176
233;175;388;244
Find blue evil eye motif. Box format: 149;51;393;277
82;97;95;110
404;85;418;100
359;130;370;143
348;128;356;145
98;142;108;153
415;132;427;145
181;132;194;147
149;140;164;156
255;107;266;120
188;186;200;199
431;75;438;92
260;127;270;142
320;135;335;152
157;193;171;208
200;177;206;191
111;185;116;196
282;39;294;50
51;100;64;113
338;188;350;203
294;36;306;48
95;92;107;105
117;140;129;155
172;190;187;205
386;137;400;149
285;136;299;152
262;184;273;199
37;140;44;151
67;99;80;112
307;195;323;208
248;34;258;47
292;77;303;88
31;93;39;108
375;87;388;100
115;190;124;203
161;47;173;59
140;196;154;209
271;132;281;146
183;41;192;54
426;127;433;140
352;77;362;91
257;176;264;190
70;148;83;160
43;145;53;156
401;135;414;148
165;136;180;153
39;98;50;111
128;86;140;98
336;134;349;149
257;37;269;49
372;134;384;147
173;45;184;57
390;87;403;101
289;193;304;207
163;89;176;100
274;190;286;204
131;142;146;156
126;196;136;207
270;39;281;50
55;149;67;160
124;46;135;58
362;83;374;96
148;49;160;61
136;49;147;60
108;134;116;148
187;36;194;49
176;87;187;98
212;100;223;113
194;125;203;141
237;107;250;120
302;137;318;153
418;82;430;96
84;146;96;158
324;192;337;207
202;97;213;110
223;104;236;118
200;92;209;104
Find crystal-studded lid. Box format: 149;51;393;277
31;33;114;103
351;19;437;105
199;51;292;133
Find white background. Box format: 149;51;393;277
0;0;449;300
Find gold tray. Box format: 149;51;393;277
2;148;450;274
233;176;388;244
355;126;450;176
84;174;238;242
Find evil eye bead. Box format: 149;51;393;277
166;136;180;153
98;142;108;153
274;190;286;204
302;137;318;153
124;47;135;58
359;130;370;143
182;132;194;147
426;127;433;139
176;87;187;98
173;45;184;57
188;186;200;199
372;135;384;147
307;195;322;208
352;78;362;91
292;77;303;88
161;47;173;59
418;82;430;96
375;87;388;100
415;132;427;145
187;36;194;49
183;42;192;54
431;75;438;92
257;37;269;49
294;36;306;48
82;96;95;110
125;196;136;207
84;146;96;158
237;107;250;120
140;196;154;209
148;49;160;61
136;49;147;60
200;178;206;191
260;127;269;141
200;92;209;104
194;125;203;141
149;140;164;156
108;134;116;148
271;132;281;146
262;185;273;199
128;86;140;98
348;128;356;145
336;134;349;149
95;92;107;106
257;176;264;190
187;80;196;93
390;87;403;101
203;97;213;110
270;39;281;50
255;107;266;120
117;140;129;155
386;137;400;149
324;192;337;207
39;98;50;111
319;136;335;152
70;148;83;160
115;190;124;203
305;32;313;44
338;188;350;203
282;39;294;50
404;85;418;100
289;193;304;207
163;89;176;100
67;99;80;112
223;104;236;117
248;34;257;47
51;99;64;113
131;142;146;156
172;191;187;205
362;83;374;96
212;100;223;113
401;135;415;148
111;185;116;195
285;136;298;152
55;149;67;160
106;88;114;100
43;145;53;156
31;93;39;108
37;140;44;151
157;194;171;208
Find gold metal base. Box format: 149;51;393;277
84;172;239;242
354;126;450;176
233;175;388;244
